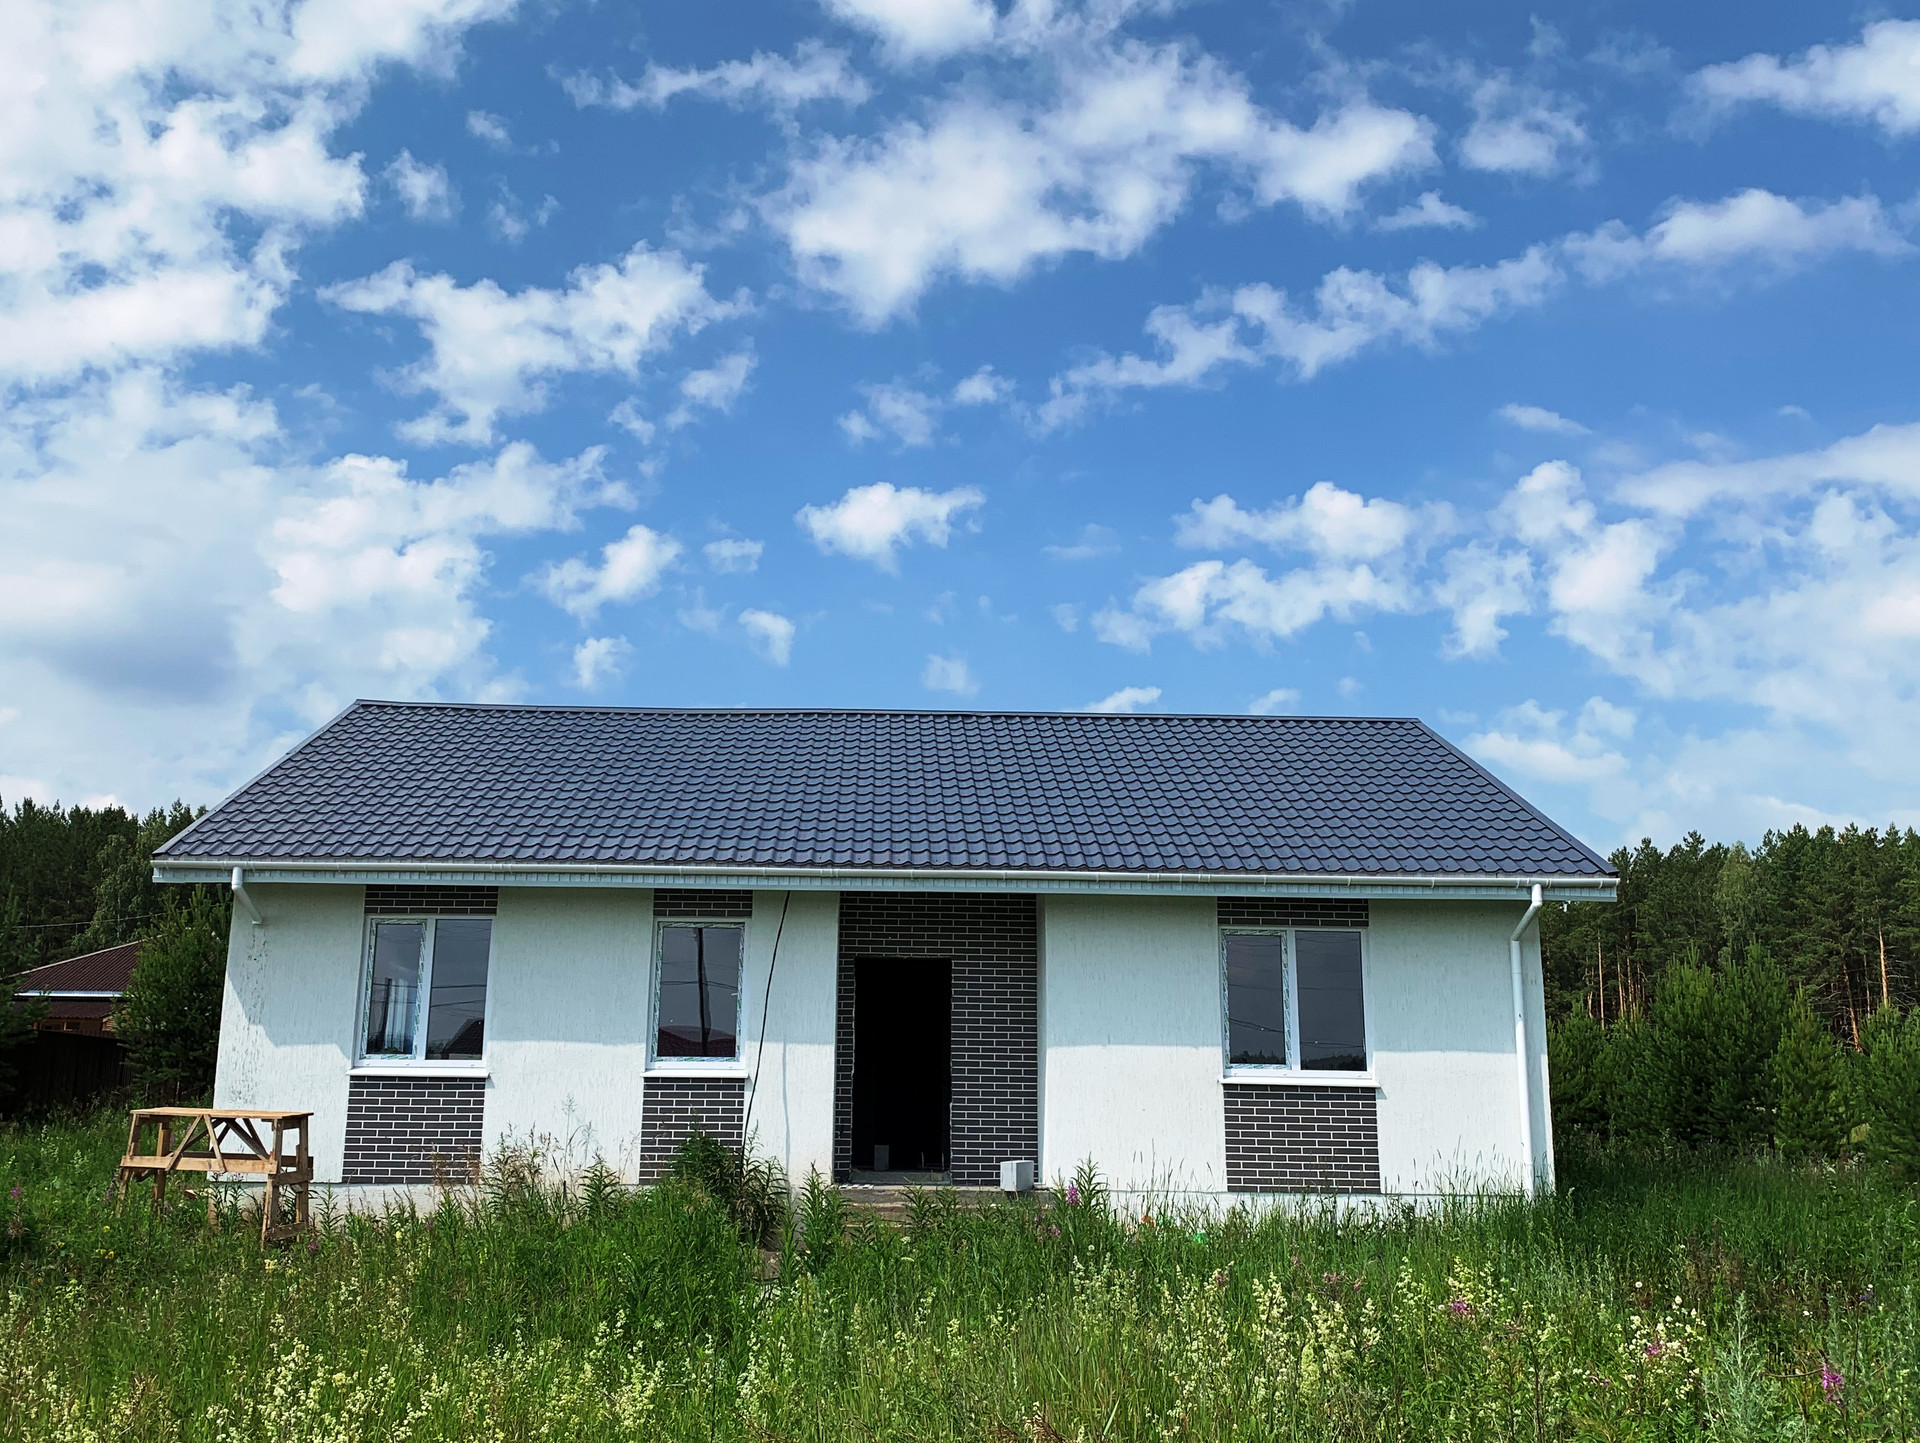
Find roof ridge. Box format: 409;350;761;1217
344;699;1426;723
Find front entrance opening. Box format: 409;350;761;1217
850;956;950;1177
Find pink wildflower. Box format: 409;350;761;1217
1821;1366;1844;1404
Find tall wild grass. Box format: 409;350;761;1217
0;1112;1914;1440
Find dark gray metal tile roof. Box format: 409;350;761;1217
156;703;1612;877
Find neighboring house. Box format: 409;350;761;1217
152;703;1616;1201
14;941;141;1035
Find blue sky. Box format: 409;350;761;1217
5;0;1920;853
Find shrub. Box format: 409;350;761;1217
1548;1012;1611;1149
668;1129;788;1248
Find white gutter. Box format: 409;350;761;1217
231;866;263;927
1509;882;1544;1197
155;856;1616;902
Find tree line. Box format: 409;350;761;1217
0;797;227;1103
1542;824;1920;1171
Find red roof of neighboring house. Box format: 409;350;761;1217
16;940;142;996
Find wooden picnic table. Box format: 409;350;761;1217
115;1107;312;1244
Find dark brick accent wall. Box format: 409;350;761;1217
835;892;1038;1186
638;1077;747;1182
1217;898;1369;928
364;885;498;916
653;888;754;919
343;1076;486;1184
1223;1085;1381;1193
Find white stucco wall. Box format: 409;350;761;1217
735;889;839;1186
484;887;653;1174
1039;894;1226;1196
212;883;364;1182
1368;900;1548;1195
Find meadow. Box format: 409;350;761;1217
0;1113;1914;1442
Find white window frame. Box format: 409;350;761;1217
647;917;749;1074
1219;925;1373;1085
353;915;494;1073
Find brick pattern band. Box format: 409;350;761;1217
342;1075;485;1184
364;885;499;917
653;888;755;919
1217;897;1369;928
1222;1084;1381;1193
835;891;1038;1187
638;1076;747;1182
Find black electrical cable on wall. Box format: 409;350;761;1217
740;889;791;1147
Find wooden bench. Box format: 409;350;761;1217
115;1108;312;1244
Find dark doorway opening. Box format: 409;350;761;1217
850;956;950;1176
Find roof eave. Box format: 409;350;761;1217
155;857;1617;903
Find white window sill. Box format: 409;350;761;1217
351;1063;489;1079
645;1064;750;1079
1221;1071;1377;1089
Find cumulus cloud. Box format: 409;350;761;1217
571;635;632;689
1093;556;1416;653
839;382;943;447
466;109;513;147
536;524;682;620
1458;77;1587;176
1692;20;1920;136
739;608;796;665
668;348;757;429
1466;699;1632;785
767;41;1433;323
1044;524;1120;560
1499;403;1589;435
1374;191;1479;232
1037;187;1911;429
325;245;738;444
796;482;984;570
1247;687;1301;715
562;40;870;111
1176;483;1420;561
386;151;458;221
1086;685;1161;713
704;538;764;573
823;0;998;63
922;653;978;695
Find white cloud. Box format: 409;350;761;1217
1086;685;1161;713
922;652;978;695
1038;187;1911;428
951;365;1013;406
795;482;983;570
1614;420;1920;518
1176;483;1419;562
1692;20;1920;136
824;0;997;63
1051;602;1080;632
1374;191;1479;232
767;41;1433;323
739;608;795;665
1459;77;1587;176
1045;523;1120;560
325;245;737;444
485;189;558;243
386;151;458;221
1467;700;1630;785
704;538;764;573
1498;403;1588;435
564;41;870;111
1247;687;1301;715
1093;555;1416;653
667;348;757;429
839;381;943;447
1433;543;1532;659
466;109;513;147
571;635;632;689
537;524;682;621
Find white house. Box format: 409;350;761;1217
153;703;1616;1201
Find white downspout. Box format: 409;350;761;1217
234;867;264;924
1509;883;1543;1196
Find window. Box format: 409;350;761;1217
361;918;492;1062
654;923;742;1060
1221;928;1368;1073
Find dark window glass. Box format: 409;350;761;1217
1224;932;1288;1066
657;924;742;1058
365;922;424;1056
1297;930;1367;1070
426;918;492;1060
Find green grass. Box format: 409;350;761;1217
0;1113;1915;1440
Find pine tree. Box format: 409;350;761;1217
1549;1013;1612;1151
1772;990;1848;1163
0;895;44;1101
1706;948;1790;1149
116;890;230;1101
1854;1005;1920;1176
